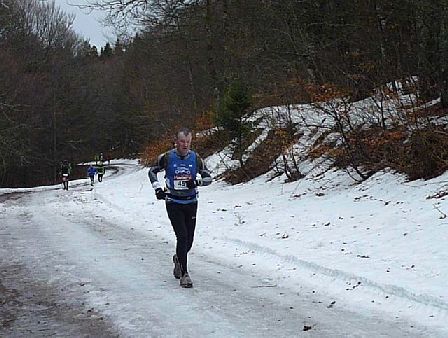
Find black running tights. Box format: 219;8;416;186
166;201;198;274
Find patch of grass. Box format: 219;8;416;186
223;128;298;184
318;124;448;181
193;129;230;159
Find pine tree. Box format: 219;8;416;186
215;81;252;165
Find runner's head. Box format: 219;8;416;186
175;128;192;156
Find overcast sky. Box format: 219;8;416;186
53;0;115;48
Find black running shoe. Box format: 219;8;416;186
173;254;181;279
180;272;193;288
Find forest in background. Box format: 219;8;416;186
1;0;448;187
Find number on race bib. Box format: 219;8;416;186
174;179;188;190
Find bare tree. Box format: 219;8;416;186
71;0;199;32
15;0;80;50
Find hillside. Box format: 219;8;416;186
197;80;448;186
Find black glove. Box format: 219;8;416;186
186;179;197;189
155;188;166;200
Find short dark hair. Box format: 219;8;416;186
176;128;192;139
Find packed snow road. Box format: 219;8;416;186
0;162;436;337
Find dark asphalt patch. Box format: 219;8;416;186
0;263;118;337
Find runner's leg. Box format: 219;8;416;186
184;202;198;253
166;203;189;274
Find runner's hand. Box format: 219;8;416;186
155;188;166;200
186;180;197;189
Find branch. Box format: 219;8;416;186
433;204;447;219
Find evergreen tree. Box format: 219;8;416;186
215;81;252;165
101;42;113;58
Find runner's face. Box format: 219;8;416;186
176;132;192;156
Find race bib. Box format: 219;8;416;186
173;179;189;190
171;163;194;191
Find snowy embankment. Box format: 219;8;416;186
195;94;448;333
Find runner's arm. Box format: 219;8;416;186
197;156;212;186
148;153;166;190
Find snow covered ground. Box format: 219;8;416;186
1;159;448;337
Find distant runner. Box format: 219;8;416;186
60;160;71;190
97;161;105;182
87;165;97;186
